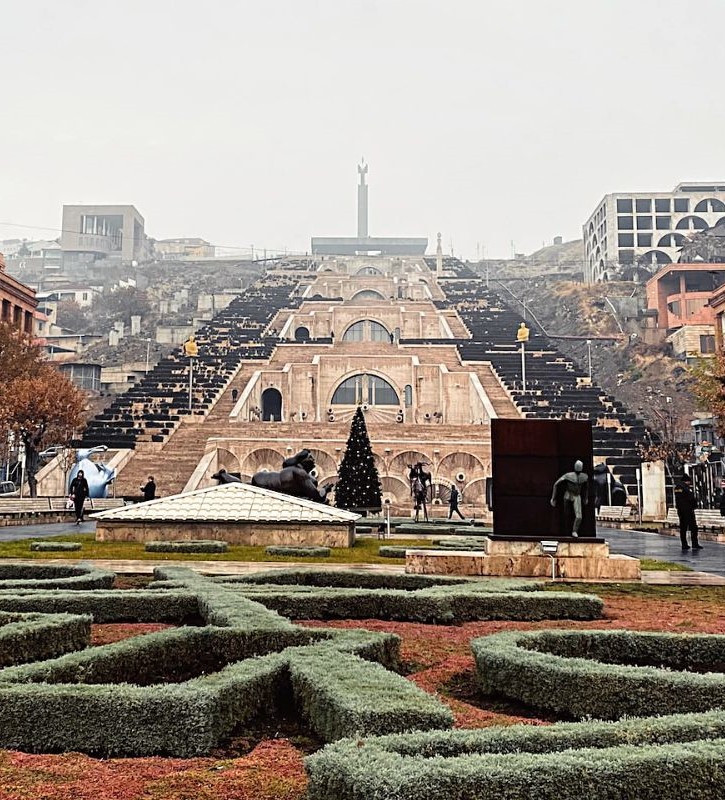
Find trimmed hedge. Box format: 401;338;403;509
289;645;453;740
145;540;228;553
222;568;520;591
0;563;115;590
0;568;410;755
0;612;91;667
265;546;331;557
0;589;199;623
306;711;725;800
229;582;603;623
30;541;82;552
472;629;725;720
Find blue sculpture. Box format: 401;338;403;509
68;447;116;499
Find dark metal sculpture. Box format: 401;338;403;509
251;449;335;503
550;460;589;537
408;462;432;522
592;463;627;510
211;469;242;484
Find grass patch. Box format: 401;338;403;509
640;559;693;572
0;534;430;564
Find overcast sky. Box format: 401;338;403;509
1;0;724;260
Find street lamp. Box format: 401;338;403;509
145;338;151;374
182;335;199;411
516;322;530;392
586;339;592;380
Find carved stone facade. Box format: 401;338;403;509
188;256;521;516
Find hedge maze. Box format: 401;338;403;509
0;565;601;757
5;564;720;798
306;628;725;799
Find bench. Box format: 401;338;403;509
596;505;634;522
665;507;725;531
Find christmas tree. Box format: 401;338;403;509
335;407;382;511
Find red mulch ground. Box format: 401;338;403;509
1;589;723;799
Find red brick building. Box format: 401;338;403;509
0;252;37;334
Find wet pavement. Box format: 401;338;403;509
0;520;722;584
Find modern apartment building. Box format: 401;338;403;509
583;182;725;283
61;205;149;268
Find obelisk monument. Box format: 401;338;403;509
357;159;369;239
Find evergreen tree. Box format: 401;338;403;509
335;407;382;511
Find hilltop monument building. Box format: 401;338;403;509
312;161;428;256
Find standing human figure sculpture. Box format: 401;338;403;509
550;460;589;537
412;476;429;522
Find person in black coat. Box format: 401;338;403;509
141;476;157;502
674;476;702;551
69;470;90;525
448;484;465;520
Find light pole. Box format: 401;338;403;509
145;338;151;374
182;335;199;412
586;339;592;380
516;322;530;393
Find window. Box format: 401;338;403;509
618;216;634;230
655;216;671;230
618;250;635;264
636;216;652;230
331;374;399;406
637;233;652;247
342;319;391;342
342;321;365;342
674;198;689;212
635;199;651;213
618;233;634;247
404;384;412;407
616;199;633;213
655;198;671;212
370;321;389;342
700;335;716;354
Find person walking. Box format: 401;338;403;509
448;484;465;520
231;388;239;403
140;476;156;502
69;470;90;525
674;475;702;551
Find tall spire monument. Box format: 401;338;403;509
436;232;443;276
357;158;369;239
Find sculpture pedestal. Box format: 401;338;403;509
405;537;640;581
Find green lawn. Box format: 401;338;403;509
0;533;432;564
639;558;693;572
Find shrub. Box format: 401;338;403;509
0;589;199;623
288;645;452;740
0;563;115;590
0;612;91;667
265;546;331;557
472;630;725;720
305;711;725;800
227;581;602;624
145;540;228;553
378;546;408;558
29;542;82;552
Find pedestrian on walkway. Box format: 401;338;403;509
448;484;465;520
675;475;702;551
69;470;89;525
231;388;239;403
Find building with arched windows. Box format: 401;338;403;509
583;182;725;283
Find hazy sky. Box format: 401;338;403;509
1;0;724;259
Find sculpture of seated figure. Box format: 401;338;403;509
550;460;589;537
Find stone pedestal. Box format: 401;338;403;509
405;536;640;581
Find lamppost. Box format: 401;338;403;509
516;321;530;393
183;335;199;411
145;338;151;374
586;339;592;380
